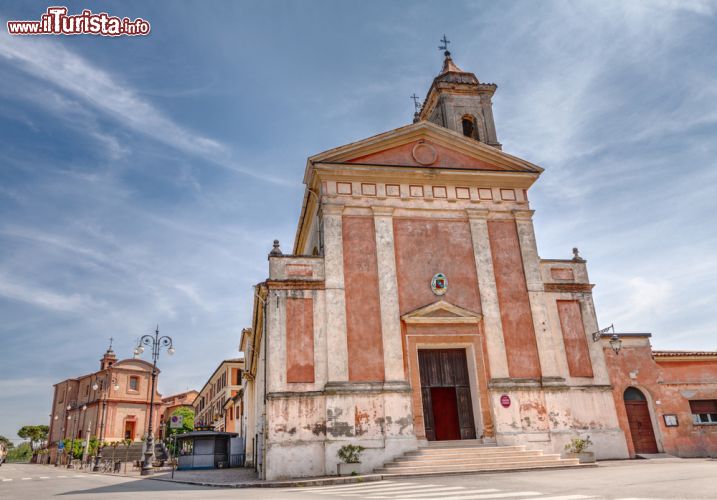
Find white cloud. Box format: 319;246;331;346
0;275;101;312
0;31;291;185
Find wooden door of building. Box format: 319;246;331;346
624;388;658;454
418;349;476;441
124;421;136;441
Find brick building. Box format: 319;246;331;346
603;334;717;457
47;346;163;463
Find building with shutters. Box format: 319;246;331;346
239;50;717;480
193;359;244;433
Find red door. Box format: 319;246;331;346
431;387;461;440
625;400;658;453
418;349;476;441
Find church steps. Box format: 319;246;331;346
375;458;580;474
387;453;558;466
377;461;585;477
403;447;535;458
424;439;494;448
376;443;584;476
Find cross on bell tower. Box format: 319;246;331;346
416;35;502;149
438;34;451;55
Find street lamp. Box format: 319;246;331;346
66;413;73;467
53;415;62;467
134;326;174;476
609;334;623;355
92;375;119;471
67;405;86;468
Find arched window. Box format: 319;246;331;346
462;116;475;138
623;387;646;401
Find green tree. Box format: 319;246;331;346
165;407;194;456
0;435;13;450
17;425;49;451
62;438;84;459
6;442;32;463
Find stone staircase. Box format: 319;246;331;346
375;440;584;476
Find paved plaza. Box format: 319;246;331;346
1;459;716;499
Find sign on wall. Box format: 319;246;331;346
500;394;511;408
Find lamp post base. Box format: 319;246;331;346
141;436;155;476
140;452;154;476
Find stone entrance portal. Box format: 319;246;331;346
418;349;476;441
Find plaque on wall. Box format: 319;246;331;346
663;414;678;427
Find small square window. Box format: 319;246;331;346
129;377;139;391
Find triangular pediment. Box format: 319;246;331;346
308;121;542;174
401;300;482;324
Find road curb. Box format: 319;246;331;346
147;474;384;489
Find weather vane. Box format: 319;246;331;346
439;34;451;55
108;336;113;350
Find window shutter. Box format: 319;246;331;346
689;400;717;414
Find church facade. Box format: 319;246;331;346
238;51;715;480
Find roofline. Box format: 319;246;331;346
195;359;244;400
52;358;159;387
600;333;652;338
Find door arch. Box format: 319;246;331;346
623;387;658;454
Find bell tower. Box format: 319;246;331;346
418;42;501;150
100;338;117;370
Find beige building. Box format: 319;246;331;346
193;359;243;433
48;346;163;463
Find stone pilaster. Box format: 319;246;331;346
372;206;406;382
466;208;509;379
321;203;349;382
513;210;565;380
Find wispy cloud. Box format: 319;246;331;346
0;274;102;312
0;30;291;185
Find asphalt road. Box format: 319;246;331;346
1;459;716;499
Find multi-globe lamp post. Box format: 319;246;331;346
134;326;174;476
91;376;119;471
67;404;86;468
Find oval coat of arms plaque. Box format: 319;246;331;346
431;273;448;295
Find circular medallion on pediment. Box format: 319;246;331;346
412;142;438;166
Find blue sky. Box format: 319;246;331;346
1;0;715;441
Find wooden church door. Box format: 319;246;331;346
419;349;477;441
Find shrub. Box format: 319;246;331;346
337;444;364;464
564;435;593;454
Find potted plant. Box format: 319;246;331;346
564;435;595;463
337;444;364;476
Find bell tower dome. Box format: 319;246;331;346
418;48;501;149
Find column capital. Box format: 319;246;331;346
512;209;535;221
322;203;345;216
371;206;395;217
466;208;490;220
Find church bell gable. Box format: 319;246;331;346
418;49;502;150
